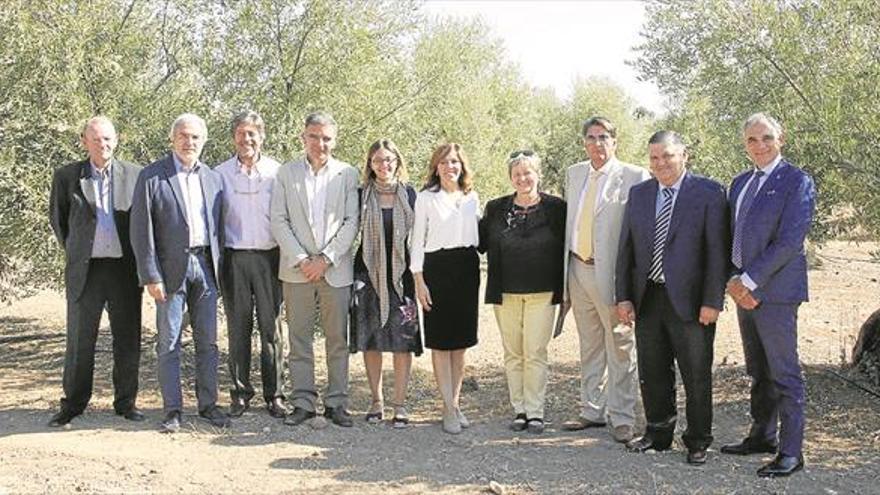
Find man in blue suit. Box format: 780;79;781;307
616;130;728;465
131;113;228;433
721;113;815;477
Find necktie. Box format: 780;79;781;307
648;188;675;283
576;172;600;259
731;170;765;268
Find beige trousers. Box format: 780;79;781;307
568;258;637;427
493;292;556;419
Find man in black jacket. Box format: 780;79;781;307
48;116;144;426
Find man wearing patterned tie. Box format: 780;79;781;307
615;131;728;465
561;116;650;443
721;113;815;478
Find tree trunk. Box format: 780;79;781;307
852;308;880;386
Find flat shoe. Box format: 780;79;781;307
562;417;606;431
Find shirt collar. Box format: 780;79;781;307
303;158;332;177
590;156;617;176
173;153;201;174
90;160;112;179
236;155;263;176
755;154;782;176
661;170;686;194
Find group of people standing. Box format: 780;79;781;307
47;108;814;479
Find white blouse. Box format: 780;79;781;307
410;188;481;273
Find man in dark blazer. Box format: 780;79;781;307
616;130;729;465
721;113;815;477
48;116;144;427
131;113;228;433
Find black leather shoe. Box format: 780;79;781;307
687;448;708;465
283;407;316;426
720;437;778;456
118;407;146;422
267;398;289;419
229;398;249;418
48;409;79;427
324;406;353;427
160;410;182;434
757;455;804;477
199;405;231;428
626;436;671;453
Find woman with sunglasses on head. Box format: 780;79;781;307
351;139;422;428
478;150;566;434
411;143;481;435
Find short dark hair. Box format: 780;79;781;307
581;116;617;138
648;130;686;148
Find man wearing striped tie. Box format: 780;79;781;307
615;131;729;465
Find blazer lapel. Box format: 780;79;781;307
197;163;215;236
78;161;97;213
596;160;621;216
638;179;659;239
747;160;788;219
665;172;691;242
322;160;343;227
162;155;189;225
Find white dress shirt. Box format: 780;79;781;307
736;153;782;290
410;188;481;273
173;154;208;248
217;155;281;249
569;159;611;253
304;160;331;248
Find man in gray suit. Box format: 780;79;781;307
48;116;144;427
270;112;359;427
561;116;650;443
131;113;228;433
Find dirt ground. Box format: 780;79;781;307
1;240;879;494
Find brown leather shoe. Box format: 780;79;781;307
612;424;634;443
561;417;606;431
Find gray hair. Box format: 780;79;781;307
81;115;116;137
231;110;265;138
581;116;617;138
303;111;337;130
169;113;207;140
648;130;687;148
506;150;542;179
742;112;783;137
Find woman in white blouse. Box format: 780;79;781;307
411;143;481;435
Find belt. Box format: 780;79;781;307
570;251;594;265
186;246;209;255
226;247;277;253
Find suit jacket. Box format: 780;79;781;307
130;154;224;293
270;157;359;287
616;172;729;321
563;158;650;306
728;158;815;304
49;158;141;301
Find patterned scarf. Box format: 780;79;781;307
361;180;414;327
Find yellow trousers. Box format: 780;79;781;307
493;292;555;419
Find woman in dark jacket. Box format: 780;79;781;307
479;150;566;434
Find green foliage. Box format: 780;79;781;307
0;0;651;298
635;0;880;242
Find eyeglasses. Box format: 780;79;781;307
584;134;613;143
508;150;536;160
370;156;397;165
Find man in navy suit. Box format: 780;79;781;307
721;113;815;477
131;113;228;433
616;130;728;465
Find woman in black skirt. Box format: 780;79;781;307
350;139;422;428
411;143;480;435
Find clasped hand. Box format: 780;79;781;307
727;276;760;310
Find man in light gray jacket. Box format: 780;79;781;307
270;112;359;427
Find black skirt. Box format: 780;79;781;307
422;246;479;350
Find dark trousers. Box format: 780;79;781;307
736;303;804;458
635;282;715;451
221;248;284;404
61;258;142;415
